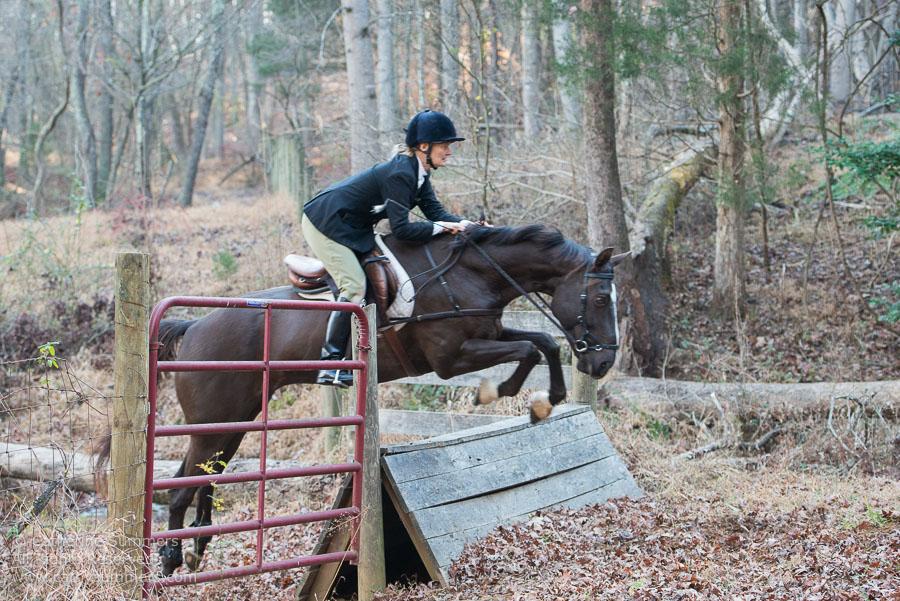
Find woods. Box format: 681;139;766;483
0;2;897;377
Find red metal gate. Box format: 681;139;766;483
143;296;369;594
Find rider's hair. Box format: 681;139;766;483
393;143;415;158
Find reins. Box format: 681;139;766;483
379;201;618;353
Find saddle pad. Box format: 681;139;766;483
375;234;415;320
294;288;336;302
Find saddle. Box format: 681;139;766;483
283;249;400;326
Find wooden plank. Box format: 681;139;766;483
390;432;615;512
427;471;641;574
378;409;509;437
410;450;630;540
383;404;588;455
383;410;599;491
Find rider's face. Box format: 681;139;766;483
419;142;454;168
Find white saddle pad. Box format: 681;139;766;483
375;234;416;320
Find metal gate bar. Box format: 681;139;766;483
143;297;369;594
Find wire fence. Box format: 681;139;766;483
0;355;136;599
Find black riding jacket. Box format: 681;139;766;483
302;153;461;254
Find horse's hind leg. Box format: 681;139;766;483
184;432;246;571
158;433;241;576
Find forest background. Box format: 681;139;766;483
0;0;899;598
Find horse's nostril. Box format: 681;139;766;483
598;361;612;373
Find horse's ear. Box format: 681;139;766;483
592;247;614;269
610;251;631;268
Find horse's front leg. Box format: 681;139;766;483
493;328;566;409
432;337;551;422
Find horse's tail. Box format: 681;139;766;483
158;318;196;361
94;319;196;473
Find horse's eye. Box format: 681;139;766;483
595;295;610;307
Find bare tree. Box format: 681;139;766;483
179;0;227;207
440;0;460;118
96;0;115;201
551;1;580;130
72;0;98;204
521;1;541;138
341;0;378;170
376;0;397;147
245;0;264;159
0;0;28;193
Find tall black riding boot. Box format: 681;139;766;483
317;299;355;388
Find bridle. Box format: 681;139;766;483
468;244;620;355
569;259;620;353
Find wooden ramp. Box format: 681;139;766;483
297;404;641;599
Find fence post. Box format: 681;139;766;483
572;354;597;412
356;303;385;599
109;252;150;598
321;387;343;455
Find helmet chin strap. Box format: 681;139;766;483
424;143;437;169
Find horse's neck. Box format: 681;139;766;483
474;243;585;298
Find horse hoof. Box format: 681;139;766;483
475;379;499;405
529;392;552;423
184;550;202;572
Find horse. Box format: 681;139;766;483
152;223;627;575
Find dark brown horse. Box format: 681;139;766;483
154;224;627;575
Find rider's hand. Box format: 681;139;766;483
435;221;467;234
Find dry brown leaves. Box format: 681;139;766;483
377;497;900;601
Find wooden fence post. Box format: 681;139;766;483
109;252;150;598
321;386;343;455
356;303;385;599
572;354;597;413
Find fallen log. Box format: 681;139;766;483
601;377;900;418
0;442;306;504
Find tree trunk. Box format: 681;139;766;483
376;0;396;149
1;0;29;194
581;0;659;375
440;0;459;120
711;0;746;318
179;0;227;207
551;3;580;131
97;0;114;202
521;1;541;139
827;0;854;105
72;0;98;204
206;59;226;159
245;0;264;159
342;0;379;171
792;0;809;60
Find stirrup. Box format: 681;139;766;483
317;368;354;388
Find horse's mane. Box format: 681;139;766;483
449;223;588;263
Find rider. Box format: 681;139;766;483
302;109;473;387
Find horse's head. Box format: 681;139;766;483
552;247;630;379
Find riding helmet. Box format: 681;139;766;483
404;110;465;147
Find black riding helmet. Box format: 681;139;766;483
405;110;465;147
405;110;464;169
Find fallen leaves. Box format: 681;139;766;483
377;496;900;601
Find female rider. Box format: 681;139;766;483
301;109;473;387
